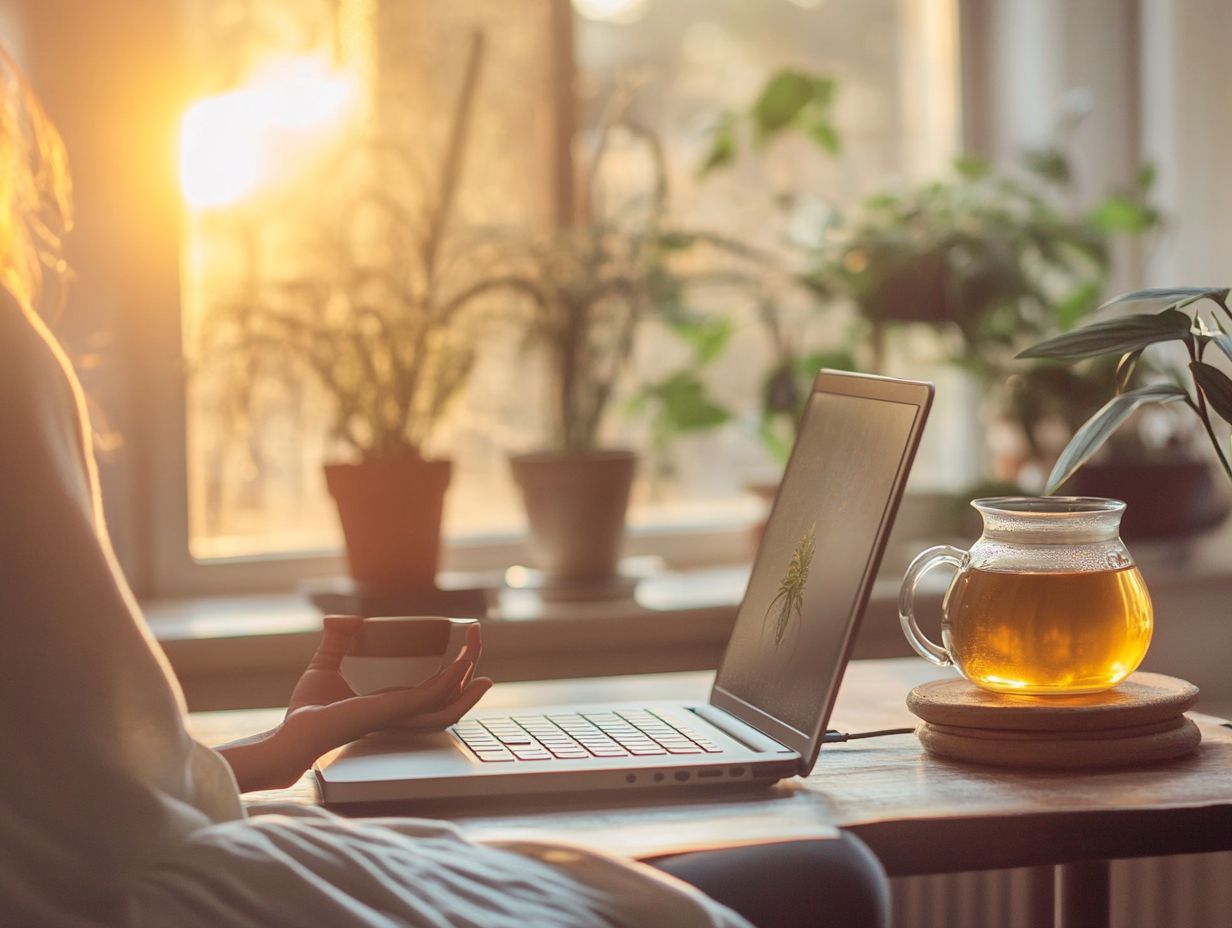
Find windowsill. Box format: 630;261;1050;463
148;567;753;711
148;523;1232;717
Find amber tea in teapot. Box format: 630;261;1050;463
899;497;1154;695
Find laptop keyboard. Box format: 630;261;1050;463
452;709;724;762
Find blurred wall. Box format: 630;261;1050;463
1140;0;1232;286
963;0;1145;292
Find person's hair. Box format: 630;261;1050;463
0;47;71;315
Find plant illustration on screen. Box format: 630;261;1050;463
764;522;816;645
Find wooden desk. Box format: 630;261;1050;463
188;658;1232;928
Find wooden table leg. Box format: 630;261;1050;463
1056;860;1111;928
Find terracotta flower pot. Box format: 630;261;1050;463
510;449;636;581
324;455;452;591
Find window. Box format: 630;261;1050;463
6;0;961;593
176;0;961;575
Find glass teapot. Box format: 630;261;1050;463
898;497;1153;695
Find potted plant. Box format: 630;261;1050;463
1018;287;1232;536
503;223;648;587
498;107;743;589
203;34;503;591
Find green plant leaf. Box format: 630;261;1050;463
1054;279;1102;331
1089;194;1158;235
798;349;857;377
758;415;793;464
1022;147;1071;185
651;372;732;432
1100;287;1230;309
700;114;737;175
1016;309;1193;361
657;231;698;251
806;119;840;155
1046;383;1190;493
1135;163;1156;192
1190;361;1232;426
953;155;990;180
672;316;732;363
1115;348;1143;393
810;75;837;106
1212;316;1232;364
752;70;823;139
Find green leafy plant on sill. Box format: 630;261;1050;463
1017;287;1232;492
198;32;504;462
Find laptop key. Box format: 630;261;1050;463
474;749;515;762
665;745;703;754
512;749;552;760
496;733;535;745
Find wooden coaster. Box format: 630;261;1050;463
907;673;1199;732
916;717;1201;769
907;673;1203;769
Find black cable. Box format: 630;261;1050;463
821;727;915;743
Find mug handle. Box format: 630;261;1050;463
898;545;967;667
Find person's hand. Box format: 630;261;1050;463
217;615;492;792
285;614;491;734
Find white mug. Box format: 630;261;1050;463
340;616;478;695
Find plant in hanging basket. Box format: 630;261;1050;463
705;68;1161;474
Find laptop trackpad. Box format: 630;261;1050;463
317;729;474;782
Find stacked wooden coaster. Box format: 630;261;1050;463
908;673;1202;769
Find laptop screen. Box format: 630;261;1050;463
711;376;928;768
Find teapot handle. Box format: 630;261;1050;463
898;545;966;667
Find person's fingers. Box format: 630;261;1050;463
459;624;482;686
303;662;473;749
307;615;364;672
397;677;493;731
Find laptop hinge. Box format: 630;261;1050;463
692;704;796;754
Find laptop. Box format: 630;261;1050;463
316;370;933;804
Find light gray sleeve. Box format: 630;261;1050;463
0;297;241;926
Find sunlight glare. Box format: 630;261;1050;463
571;0;649;25
180;57;357;210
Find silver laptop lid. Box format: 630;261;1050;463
710;370;933;776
